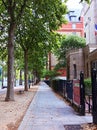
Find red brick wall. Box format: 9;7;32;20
57;68;66;77
57;17;84;37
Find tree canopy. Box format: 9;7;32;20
0;0;68;100
55;35;86;68
0;0;90;101
80;0;90;3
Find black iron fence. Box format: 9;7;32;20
91;68;97;124
44;72;92;116
65;80;73;102
44;68;97;124
44;71;97;119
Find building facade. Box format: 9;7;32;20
66;0;97;80
61;0;97;80
81;0;97;45
60;10;84;80
47;9;84;79
81;0;97;78
83;44;97;78
57;10;84;37
48;53;58;70
66;49;84;80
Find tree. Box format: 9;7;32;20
56;35;86;67
29;44;48;82
14;44;24;86
42;69;60;80
0;38;7;89
16;0;67;90
80;0;90;3
0;0;31;101
0;0;67;100
16;7;52;90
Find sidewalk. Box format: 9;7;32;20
18;82;92;130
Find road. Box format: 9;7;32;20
0;80;24;95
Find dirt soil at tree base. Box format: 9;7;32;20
0;84;97;130
0;85;38;130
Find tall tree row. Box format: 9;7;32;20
0;0;67;101
0;0;90;101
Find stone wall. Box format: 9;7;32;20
66;48;84;80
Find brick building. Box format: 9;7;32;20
48;10;84;79
57;10;84;37
83;44;97;78
66;0;97;80
48;53;58;70
48;0;97;80
66;49;84;80
60;10;84;80
48;10;84;77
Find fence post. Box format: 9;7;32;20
80;71;85;116
91;68;97;124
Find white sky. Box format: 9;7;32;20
66;0;83;10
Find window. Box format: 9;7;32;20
70;16;76;22
74;64;77;79
87;63;89;77
72;32;76;35
72;23;76;29
84;32;86;38
92;60;97;69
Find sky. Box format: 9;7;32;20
66;0;83;10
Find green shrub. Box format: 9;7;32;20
42;69;61;79
84;78;92;95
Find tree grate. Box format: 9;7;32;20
64;125;83;130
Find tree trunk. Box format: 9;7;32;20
14;68;16;87
24;50;28;91
2;68;4;89
5;23;15;101
19;69;22;85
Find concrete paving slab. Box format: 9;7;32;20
18;82;92;130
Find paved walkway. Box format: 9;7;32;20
18;82;92;130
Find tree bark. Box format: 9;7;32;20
14;67;16;87
2;68;4;89
24;50;28;91
19;69;23;85
5;22;15;101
